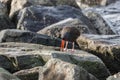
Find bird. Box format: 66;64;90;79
60;26;80;52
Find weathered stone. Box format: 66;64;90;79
0;67;20;80
17;5;97;33
39;58;98;80
38;50;110;80
10;0;79;19
0;42;49;73
77;34;120;74
38;18;95;38
107;72;120;80
13;66;42;80
0;29;63;47
0;53;45;73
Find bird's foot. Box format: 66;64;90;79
63;48;68;52
71;49;74;53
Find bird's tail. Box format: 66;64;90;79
60;39;65;51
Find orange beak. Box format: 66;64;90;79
60;39;65;51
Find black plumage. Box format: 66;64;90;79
60;27;80;51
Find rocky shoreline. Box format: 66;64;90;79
0;0;120;80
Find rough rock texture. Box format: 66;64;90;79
0;67;20;80
38;50;110;80
38;18;94;38
13;67;42;80
0;29;63;47
83;9;115;35
39;58;98;80
77;34;120;74
0;0;12;14
0;42;109;80
107;72;120;80
75;0;117;9
0;42;64;73
83;1;120;35
9;0;78;20
17;5;97;33
0;52;45;73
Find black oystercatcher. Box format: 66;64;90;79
60;27;80;52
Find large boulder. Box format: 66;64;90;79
77;34;120;74
39;58;98;80
38;50;110;80
75;0;117;9
38;18;95;38
0;29;62;47
9;0;78;19
13;66;41;80
0;42;62;73
0;67;20;80
17;5;97;33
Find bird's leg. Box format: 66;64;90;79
71;42;75;52
64;41;68;51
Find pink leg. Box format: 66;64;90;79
71;42;75;52
64;41;68;51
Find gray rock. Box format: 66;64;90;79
0;42;61;73
0;52;45;73
13;66;42;80
77;34;120;74
0;29;63;47
38;50;110;80
38;18;95;38
17;5;97;33
107;72;120;80
39;58;98;80
0;67;20;80
9;0;78;19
